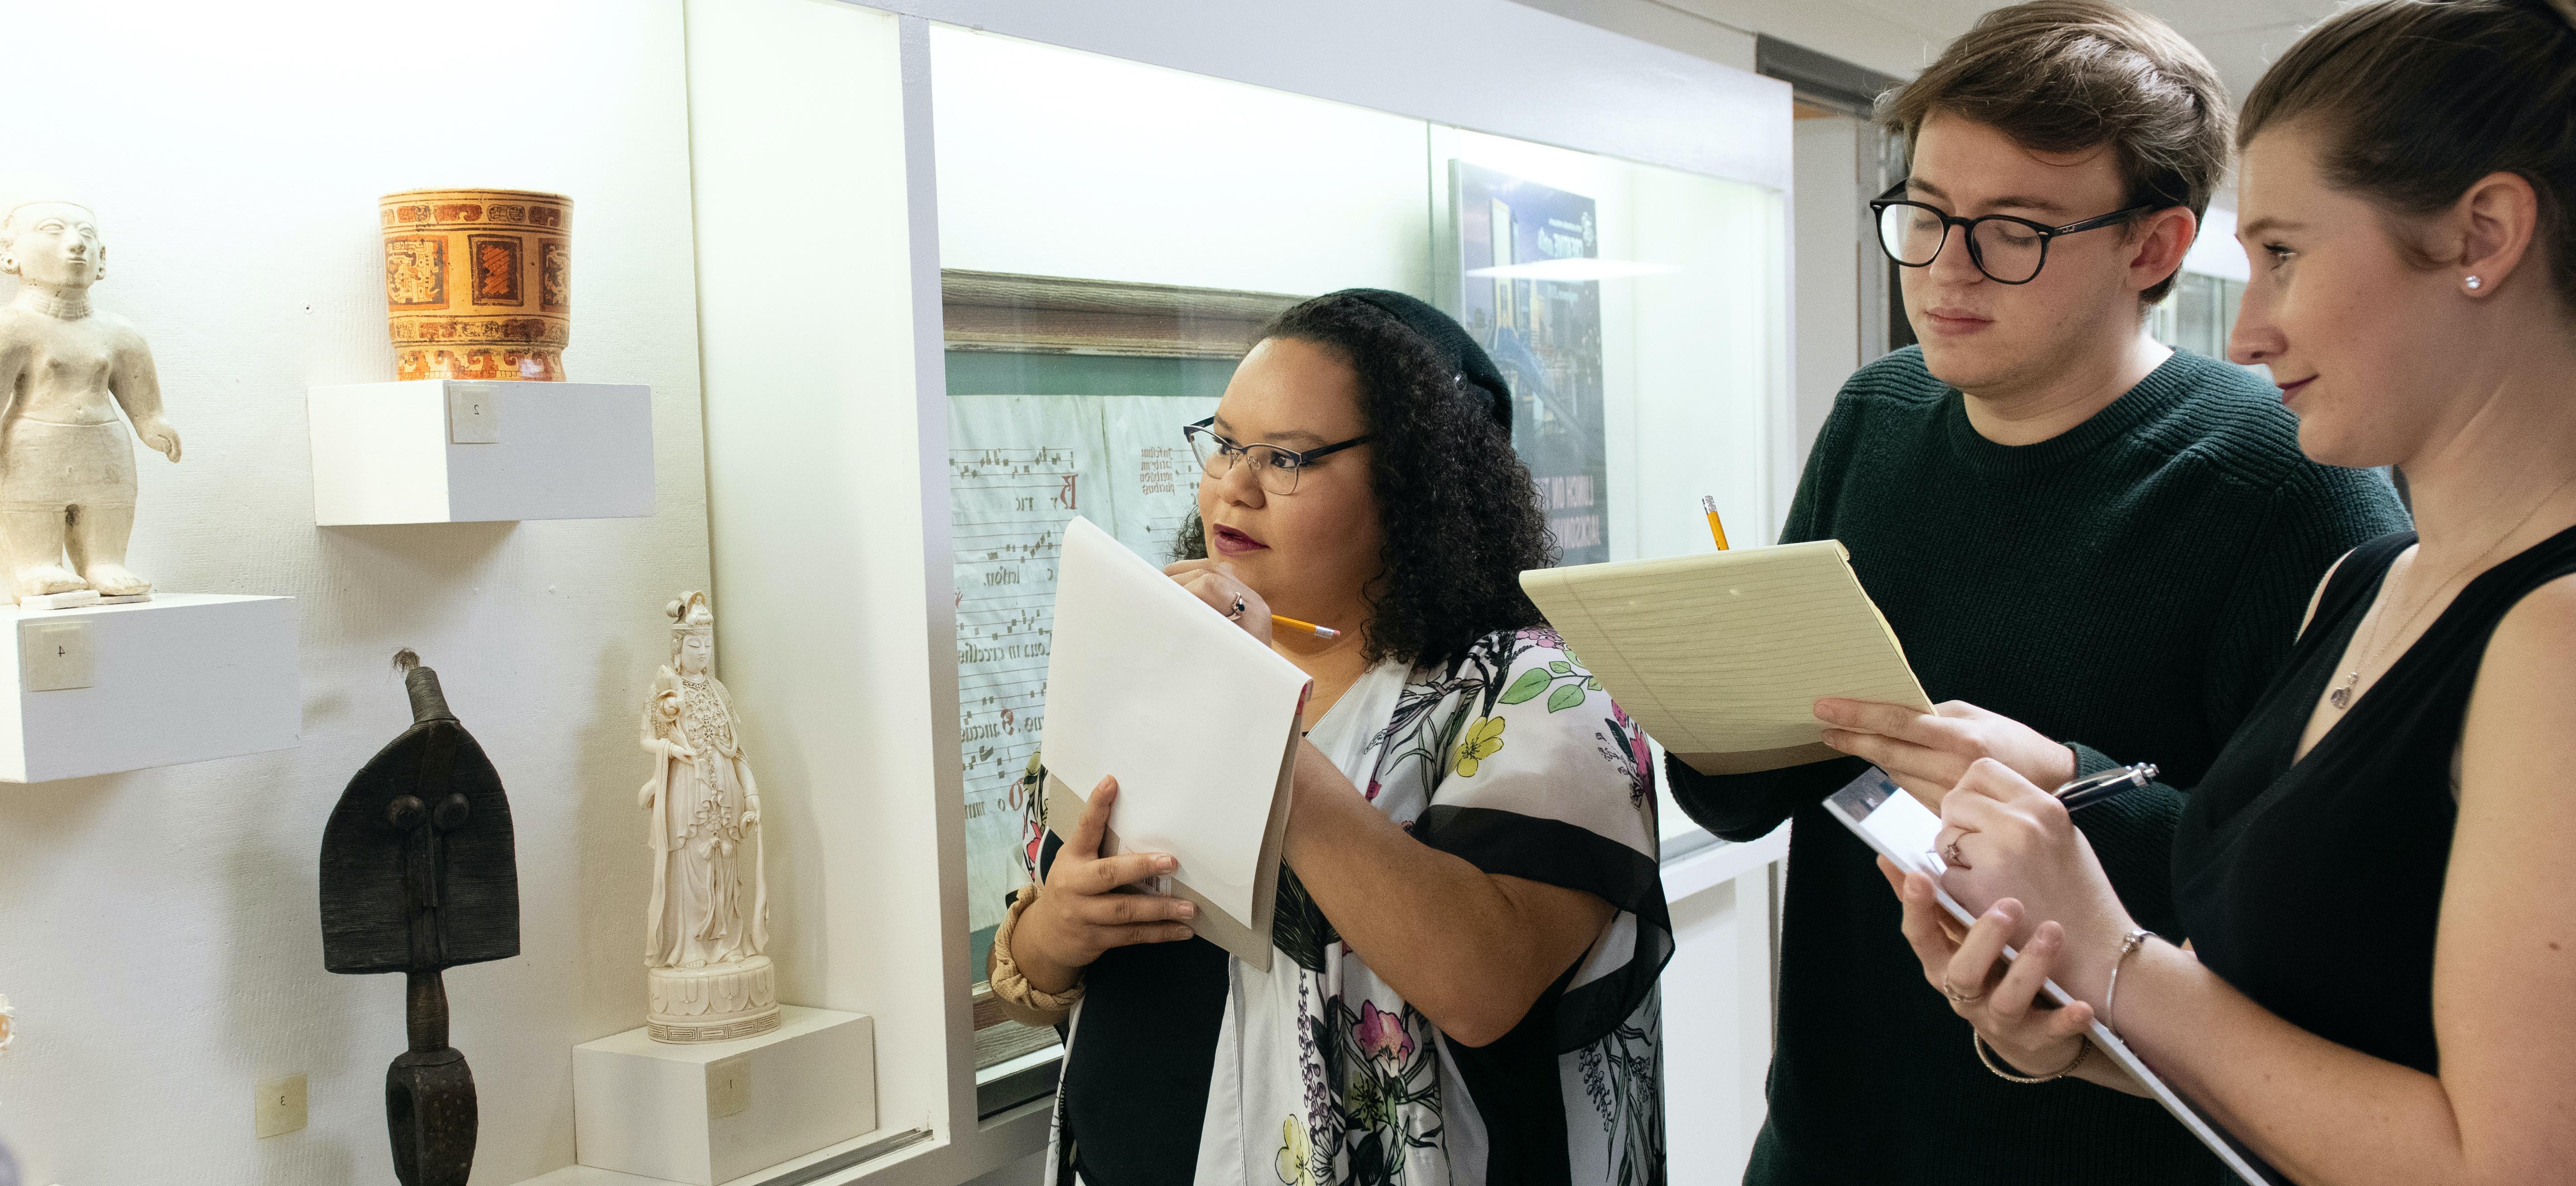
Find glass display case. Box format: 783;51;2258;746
929;38;1787;1007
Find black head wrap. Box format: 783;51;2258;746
1331;288;1513;435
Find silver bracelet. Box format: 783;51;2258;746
1975;1031;2086;1083
2103;927;2154;1038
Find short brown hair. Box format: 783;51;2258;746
1883;0;2230;302
2241;0;2576;314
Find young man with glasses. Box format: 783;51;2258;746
1663;3;2407;1182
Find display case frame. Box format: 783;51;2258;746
687;1;1794;1181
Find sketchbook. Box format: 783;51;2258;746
1519;540;1932;775
1824;768;2285;1186
1037;515;1312;970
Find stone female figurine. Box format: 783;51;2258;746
0;200;183;602
638;591;778;1042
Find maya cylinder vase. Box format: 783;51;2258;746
380;188;572;382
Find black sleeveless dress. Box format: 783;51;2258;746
2176;524;2576;1089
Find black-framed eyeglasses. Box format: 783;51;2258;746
1183;417;1373;496
1869;181;2164;285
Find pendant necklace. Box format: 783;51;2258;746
2331;472;2576;711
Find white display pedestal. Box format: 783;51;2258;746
574;1005;877;1186
0;594;298;783
308;380;655;525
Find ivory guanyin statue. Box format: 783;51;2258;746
0;200;183;603
639;591;779;1043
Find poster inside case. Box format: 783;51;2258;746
1452;162;1610;564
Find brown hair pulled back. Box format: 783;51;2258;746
2240;0;2576;312
1882;0;2231;304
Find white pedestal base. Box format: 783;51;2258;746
308;380;655;524
648;955;781;1043
0;594;298;783
574;1005;876;1186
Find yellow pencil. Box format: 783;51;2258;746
1272;614;1342;640
1702;495;1731;551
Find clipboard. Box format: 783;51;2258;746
1823;767;2285;1186
1520;541;1932;776
1036;516;1312;970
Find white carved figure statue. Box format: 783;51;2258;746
639;591;780;1043
0;201;182;602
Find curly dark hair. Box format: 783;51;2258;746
1176;292;1557;668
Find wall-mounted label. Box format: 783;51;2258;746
21;620;94;691
706;1054;751;1120
448;382;501;444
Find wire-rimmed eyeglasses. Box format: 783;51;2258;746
1870;181;2165;285
1183;417;1374;496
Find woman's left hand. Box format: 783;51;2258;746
1165;558;1274;645
1881;857;2100;1078
1933;758;2135;1002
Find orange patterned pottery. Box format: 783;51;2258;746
380;188;572;382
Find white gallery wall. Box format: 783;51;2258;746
1792;116;1866;473
0;2;712;1183
684;1;985;1177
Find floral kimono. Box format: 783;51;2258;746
1030;626;1672;1186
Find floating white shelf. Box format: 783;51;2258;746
0;594;299;783
308;380;655;525
573;1006;879;1186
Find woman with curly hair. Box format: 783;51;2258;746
985;289;1672;1186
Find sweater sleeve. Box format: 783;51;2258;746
1663;391;1861;841
2058;464;2410;937
2199;465;2409;740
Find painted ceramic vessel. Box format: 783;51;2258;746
379;188;572;382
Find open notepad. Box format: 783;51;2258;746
1520;540;1933;775
1825;769;2284;1186
1036;516;1312;970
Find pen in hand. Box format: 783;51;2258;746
2054;762;2158;812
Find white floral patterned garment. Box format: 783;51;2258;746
1042;626;1672;1186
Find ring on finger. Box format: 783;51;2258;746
1941;973;1987;1004
1943;836;1970;870
1226;593;1247;621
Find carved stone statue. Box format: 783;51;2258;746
0;201;182;602
640;591;777;1043
321;651;519;1186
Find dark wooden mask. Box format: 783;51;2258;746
320;662;520;975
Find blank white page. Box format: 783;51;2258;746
1521;541;1931;775
1039;516;1312;926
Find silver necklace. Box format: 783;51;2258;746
2330;473;2576;710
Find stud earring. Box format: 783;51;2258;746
2466;275;2485;292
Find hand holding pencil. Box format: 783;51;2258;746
1163;558;1343;643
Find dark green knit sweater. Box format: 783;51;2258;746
1669;346;2409;1185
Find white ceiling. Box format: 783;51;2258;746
1742;0;2342;106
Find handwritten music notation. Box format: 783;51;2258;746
950;444;1077;895
948;394;1222;933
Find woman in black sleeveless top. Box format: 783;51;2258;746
1871;3;2576;1183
